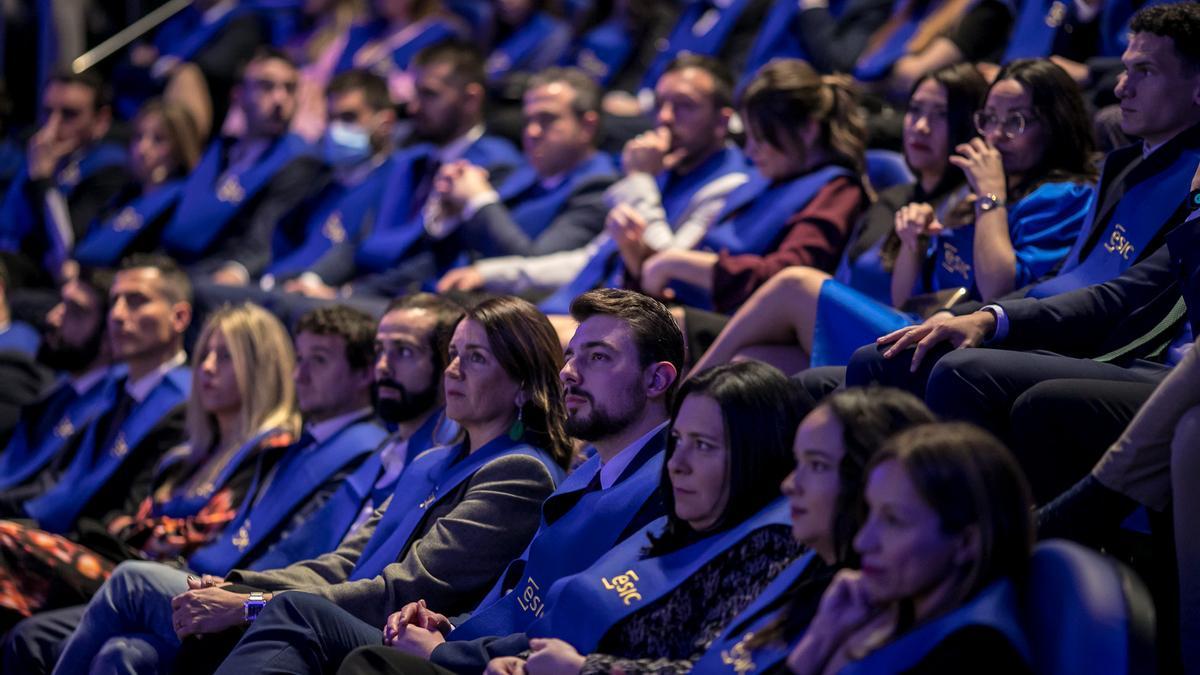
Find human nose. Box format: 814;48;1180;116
781;468;798;496
445;354;463;380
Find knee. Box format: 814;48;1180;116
1171;406;1200;473
92;636;160;674
846;343;889;386
926;349;991;405
254;591;328;628
764;266;823;296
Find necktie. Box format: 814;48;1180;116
94;382;136;460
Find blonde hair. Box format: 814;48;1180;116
135;99;203;173
182;304;300;472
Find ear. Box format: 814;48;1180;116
644;361;679;399
93;106;113;141
951;523;982;567
464;82;486;115
170;301;192;336
799;117;821;149
580;110;601;142
514;385;530;408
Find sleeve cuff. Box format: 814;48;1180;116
981;304;1010;344
461;190;502;222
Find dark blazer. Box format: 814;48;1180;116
798;0;893;74
997;211;1199;361
226;452;557;628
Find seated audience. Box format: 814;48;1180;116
0;71;130;290
484;0;571;96
160;48;322;286
0;268;112;489
468;360;803;675
684;387;936;675
637;58;868;320
437;55;748;308
788;422;1035;674
0;256;193;536
288;42;523;301
741;0;891;82
347;288;686;670
0;303;299;630
44;296;569;674
0;261;41;358
692;63;987;374
72;100;203;270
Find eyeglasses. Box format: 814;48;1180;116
973;110;1035;139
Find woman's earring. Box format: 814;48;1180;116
508;404;525;441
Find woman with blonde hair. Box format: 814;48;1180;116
0;303;299;631
73;99;203;269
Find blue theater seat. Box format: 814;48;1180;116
865;149;914;192
1023;539;1157;675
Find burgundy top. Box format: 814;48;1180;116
712;175;867;313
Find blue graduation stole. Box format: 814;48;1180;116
700;165;852;256
525;498;792;653
492;152;617;244
1001;0;1080;62
354;136;524;272
486;12;569;82
837;579;1031;674
538;147;748;314
243;412;443;571
1029;148;1200;300
568;19;635;86
266;158;393;279
152;427;290;520
158;5;252;63
348;435;563;581
24;365;192;534
0;369;115;491
1099;0;1170;57
449;444;665;641
641;0;758;92
0;143;128;256
853;0;936;82
161;134;313;262
73;180;185;268
740;0;847;87
335;19;459;75
186;417;385;576
691;551;818;675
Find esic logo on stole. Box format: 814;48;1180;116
601;570;642;605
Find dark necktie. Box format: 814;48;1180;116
408;155;442;221
94;383;136;460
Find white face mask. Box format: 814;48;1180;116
323;120;373;167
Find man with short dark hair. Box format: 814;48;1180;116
161;48;322;285
0;267;112;492
0;255;192;533
0;71;130;289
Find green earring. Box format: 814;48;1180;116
508;404;525;441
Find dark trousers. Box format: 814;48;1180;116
791;366;846;403
338;646;457;675
212;591;382;675
1010;379;1159;504
2;605;86;675
846;344;1169;434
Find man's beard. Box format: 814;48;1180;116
373;378;440;424
564;385;647;443
37;327;103;373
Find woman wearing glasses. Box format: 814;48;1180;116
727;58;1096;372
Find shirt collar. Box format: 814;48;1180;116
125;351;186;403
598;421;668;490
436;125;485;163
305;406;373;445
70;365;109;396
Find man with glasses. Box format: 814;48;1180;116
160;48;322;286
843;3;1200;519
0;71;130;291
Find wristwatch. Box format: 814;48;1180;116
244;592;267;623
976;193;1006;213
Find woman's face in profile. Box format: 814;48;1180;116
130;111;176;185
782;404;845;559
667;393;730;532
853;460;970;606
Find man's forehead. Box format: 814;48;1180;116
111;268;164;294
525;82;574;107
1125;32;1177;63
657;68;715;99
246;58;298;83
296;332;347;350
378;308;436;338
569;315;634;348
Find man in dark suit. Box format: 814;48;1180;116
161;48;322;286
0;255;192;531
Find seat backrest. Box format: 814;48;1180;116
1022;539;1157;675
865;149;914;192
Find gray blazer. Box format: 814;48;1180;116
226;453;557;628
